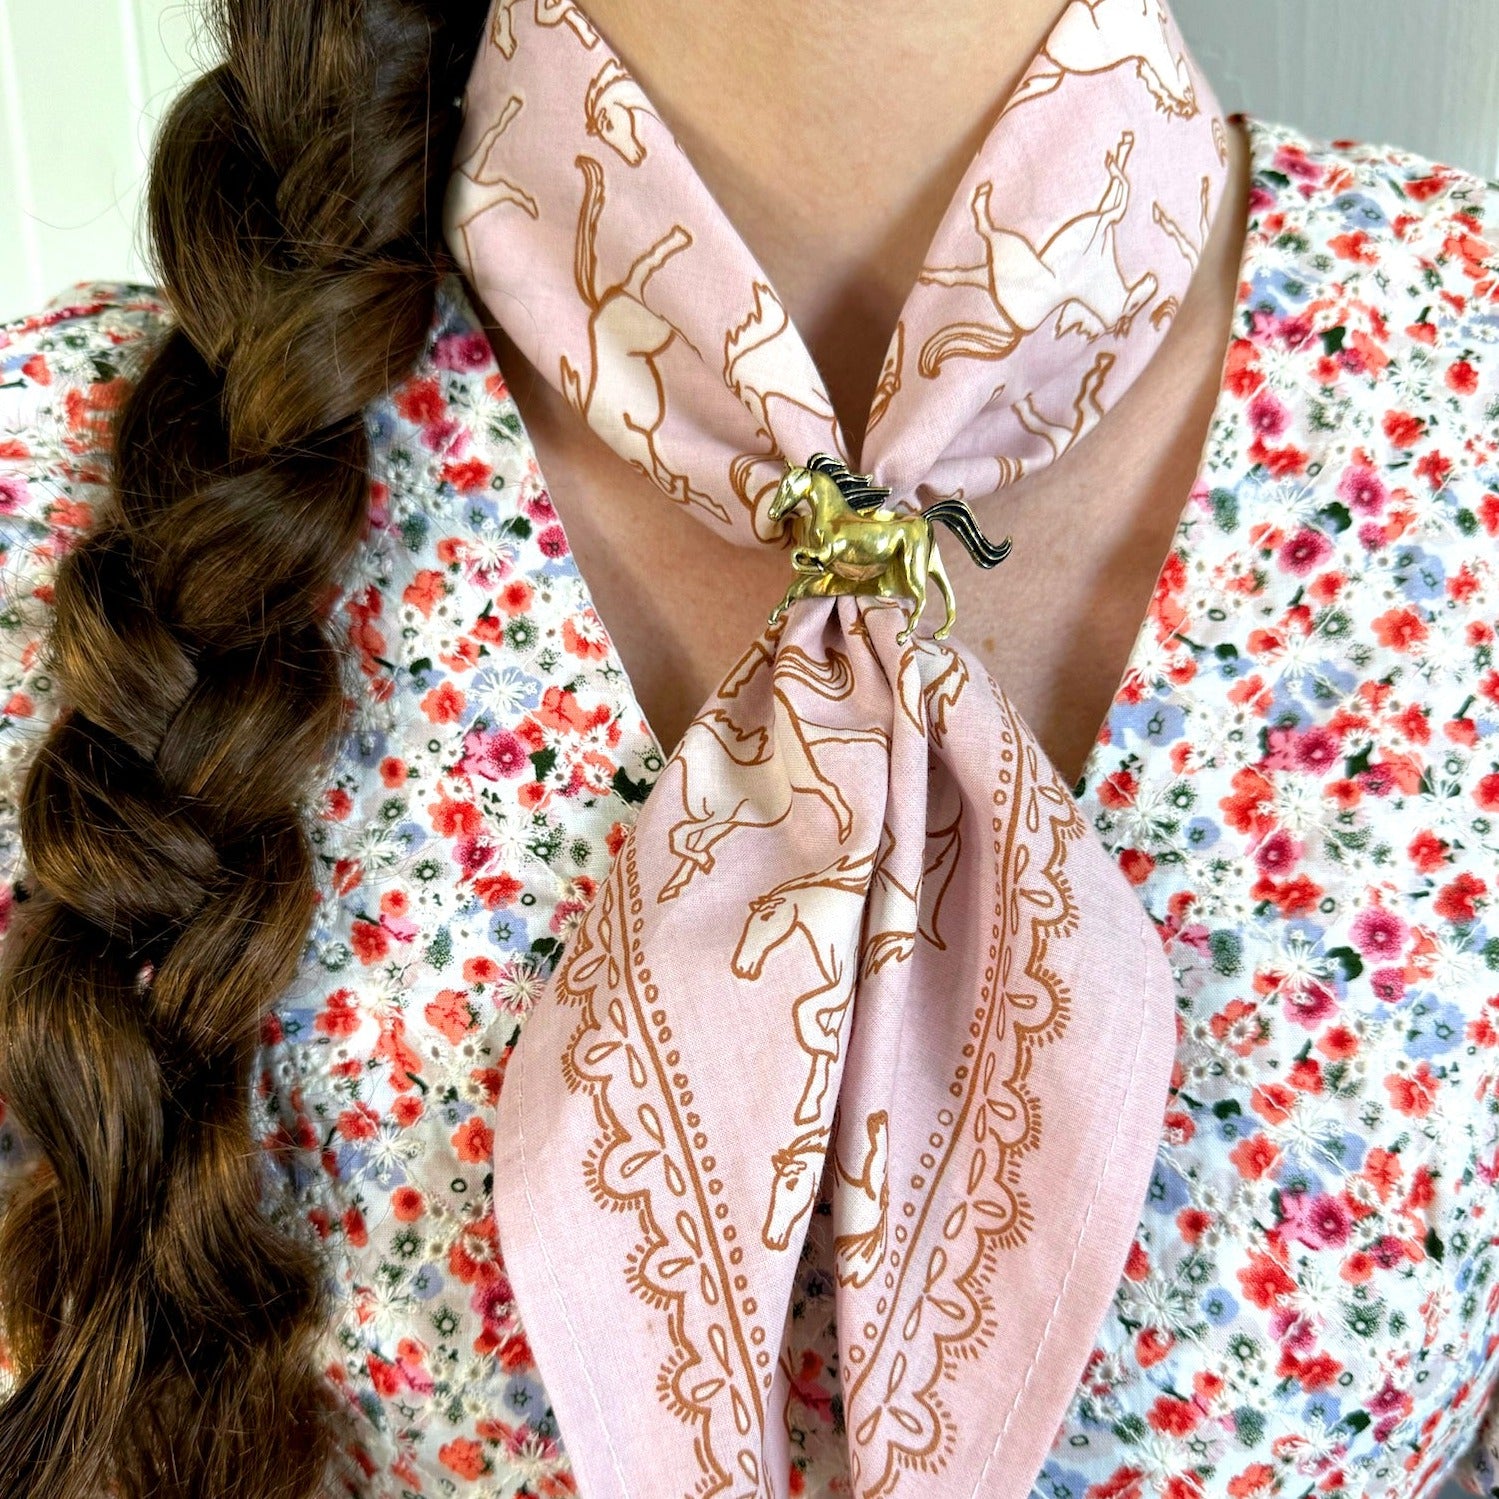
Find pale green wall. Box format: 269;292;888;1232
0;0;203;318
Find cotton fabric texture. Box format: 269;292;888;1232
1;64;1499;1499
445;2;1226;1491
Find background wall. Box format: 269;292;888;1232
3;0;1499;320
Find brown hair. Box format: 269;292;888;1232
0;2;488;1493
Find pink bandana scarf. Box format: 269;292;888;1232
446;4;1228;1494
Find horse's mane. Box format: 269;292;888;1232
806;451;891;513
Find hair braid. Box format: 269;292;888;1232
0;2;488;1493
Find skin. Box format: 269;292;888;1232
481;0;1252;781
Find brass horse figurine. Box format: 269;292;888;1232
766;453;1012;644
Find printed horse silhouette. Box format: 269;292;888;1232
662;702;889;901
1002;0;1198;119
731;852;875;1125
918;129;1158;377
585;57;659;165
761;1110;890;1288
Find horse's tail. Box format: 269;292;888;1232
924;499;1013;569
917;320;1021;378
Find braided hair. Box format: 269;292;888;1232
0;2;488;1493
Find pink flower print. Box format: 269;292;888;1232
1269;1305;1318;1352
1279;528;1332;575
524;488;559;522
1254;830;1302;876
432;330;493;372
1370;966;1406;1004
459;726;530;780
1283;979;1337;1030
1338;461;1388;515
1350;906;1408;961
453;833;498;879
1247;389;1291;439
1295;728;1340;774
0;474;29;514
1281;1191;1352;1251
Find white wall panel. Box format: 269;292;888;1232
1175;0;1499;179
0;0;207;320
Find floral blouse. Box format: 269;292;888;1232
3;115;1499;1499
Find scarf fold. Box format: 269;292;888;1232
446;4;1227;1494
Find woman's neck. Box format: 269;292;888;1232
578;0;1068;458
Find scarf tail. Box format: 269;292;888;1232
493;602;1175;1497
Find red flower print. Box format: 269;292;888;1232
1133;1326;1174;1369
1087;1467;1146;1499
1434;871;1486;923
1447;358;1479;395
1147;1395;1201;1437
443;457;493;493
403;568;447;617
430;799;484;851
337;1104;380;1142
1415;450;1453;490
394;375;445;426
1221;768;1276;840
1118;848;1155;885
323;786;353;820
1227;1464;1275;1499
392;1186;425;1222
537;523;569;558
1224;339;1264;397
350;918;391;965
1229;1133;1281;1181
421;680;466;723
316;987;362;1038
562;614;610;660
1177;1207;1212;1245
1385;1062;1439;1117
425;989;476;1044
391;1094;423;1127
1261;876;1326;922
438;1439;487;1481
474;872;524;909
1370;967;1405;1004
1474;774;1499;812
1382;410;1425;447
1316;1025;1358;1060
1328;230;1377;264
452;1116;495;1163
367;1353;404;1397
1239;1250;1296;1309
1371;606;1428;653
